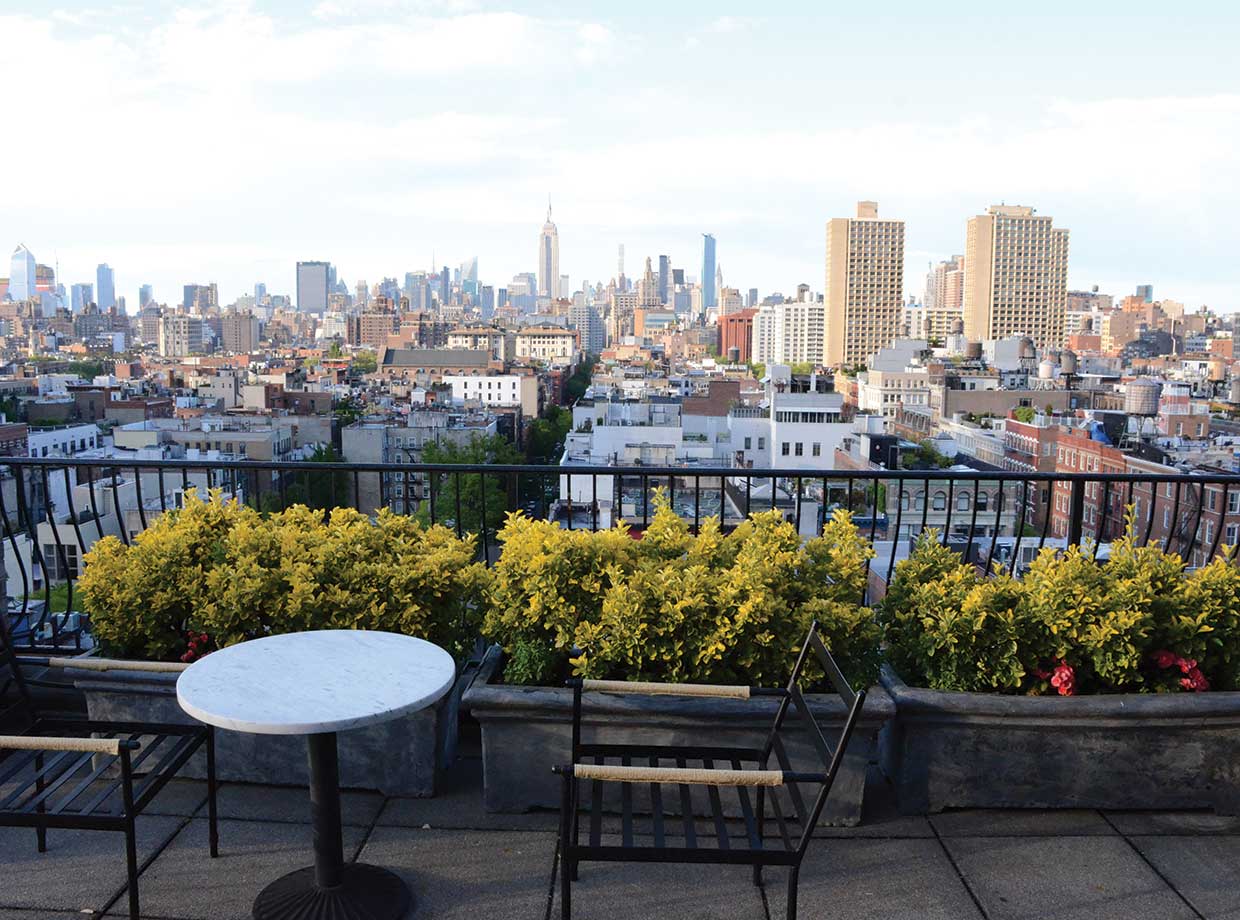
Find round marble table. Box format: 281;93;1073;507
177;630;456;920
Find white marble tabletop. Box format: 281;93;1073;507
175;630;456;735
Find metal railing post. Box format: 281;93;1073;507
1067;478;1086;549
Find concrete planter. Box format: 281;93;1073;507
463;645;895;826
879;666;1240;815
68;660;465;797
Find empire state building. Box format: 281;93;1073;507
538;204;560;300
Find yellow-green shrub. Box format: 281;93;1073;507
484;491;881;689
78;490;486;661
880;518;1240;695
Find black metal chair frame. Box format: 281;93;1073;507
554;620;867;920
0;613;219;920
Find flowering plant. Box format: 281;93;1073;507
880;513;1240;695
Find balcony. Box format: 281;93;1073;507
5;457;1240;918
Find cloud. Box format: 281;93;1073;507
707;16;752;33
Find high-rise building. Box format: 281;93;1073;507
70;283;93;312
460;257;479;298
296;261;330;314
158;315;204;357
963;205;1069;349
747;288;758;308
183;283;218;313
824;201;905;366
220;311;260;353
720;308;758;364
569;301;606;355
538;205;560;299
7;245;36;301
657;255;670;304
96;263;116;310
923;255;964;311
701;234;717;310
479;285;496;319
1136;283;1154;303
254;282;267;304
138;284;153;309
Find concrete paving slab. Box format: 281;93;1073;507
552;835;768;920
945;835;1198;920
359;826;556;920
1107;810;1240;836
132;818;365;920
764;838;984;920
0;816;184;915
1130;835;1240;919
378;758;562;833
203;782;383;826
931;809;1114;837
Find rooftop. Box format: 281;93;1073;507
4;743;1236;920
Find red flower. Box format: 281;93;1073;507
1152;650;1177;669
1177;657;1198;674
1179;668;1210;692
1050;661;1076;697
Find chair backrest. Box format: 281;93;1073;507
0;607;37;732
762;620;867;859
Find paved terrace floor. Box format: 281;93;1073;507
4;741;1240;920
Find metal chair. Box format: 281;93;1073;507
0;613;219;920
554;620;866;920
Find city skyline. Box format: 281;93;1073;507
2;3;1238;309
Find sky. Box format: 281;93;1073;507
2;1;1239;312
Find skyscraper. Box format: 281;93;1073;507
296;261;330;314
138;284;153;309
538;205;560;299
824;201;905;366
701;234;717;310
460;256;479;298
96;263;116;310
657;255;670;305
963;205;1069;349
254;282;267;304
1136;283;1154;303
8;245;37;301
71;283;93;312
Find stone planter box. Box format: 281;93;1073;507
879;666;1240;815
68;660;466;797
463;645;895;826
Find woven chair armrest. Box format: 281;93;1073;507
0;734;133;756
43;657;189;674
580;679;749;700
571;763;784;787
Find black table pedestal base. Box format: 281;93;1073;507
253;863;411;920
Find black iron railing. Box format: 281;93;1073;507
4;456;1240;653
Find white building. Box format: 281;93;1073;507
444;374;539;418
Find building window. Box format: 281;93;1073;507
812;443;821;457
1227;523;1239;546
758;437;765;451
957;492;970;511
976;492;989;511
744;437;752;450
794;443;803;457
781;442;789;456
1229;492;1240;515
932;491;947;511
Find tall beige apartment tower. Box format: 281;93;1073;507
963;205;1069;349
824;201;905;367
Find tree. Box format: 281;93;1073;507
334;397;365;427
526;405;572;465
1012;406;1036;423
327;341;343;358
419;435;522;538
565;356;596;403
905;440;953;470
750;362;766;380
264;446;351;511
352;351;378;374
